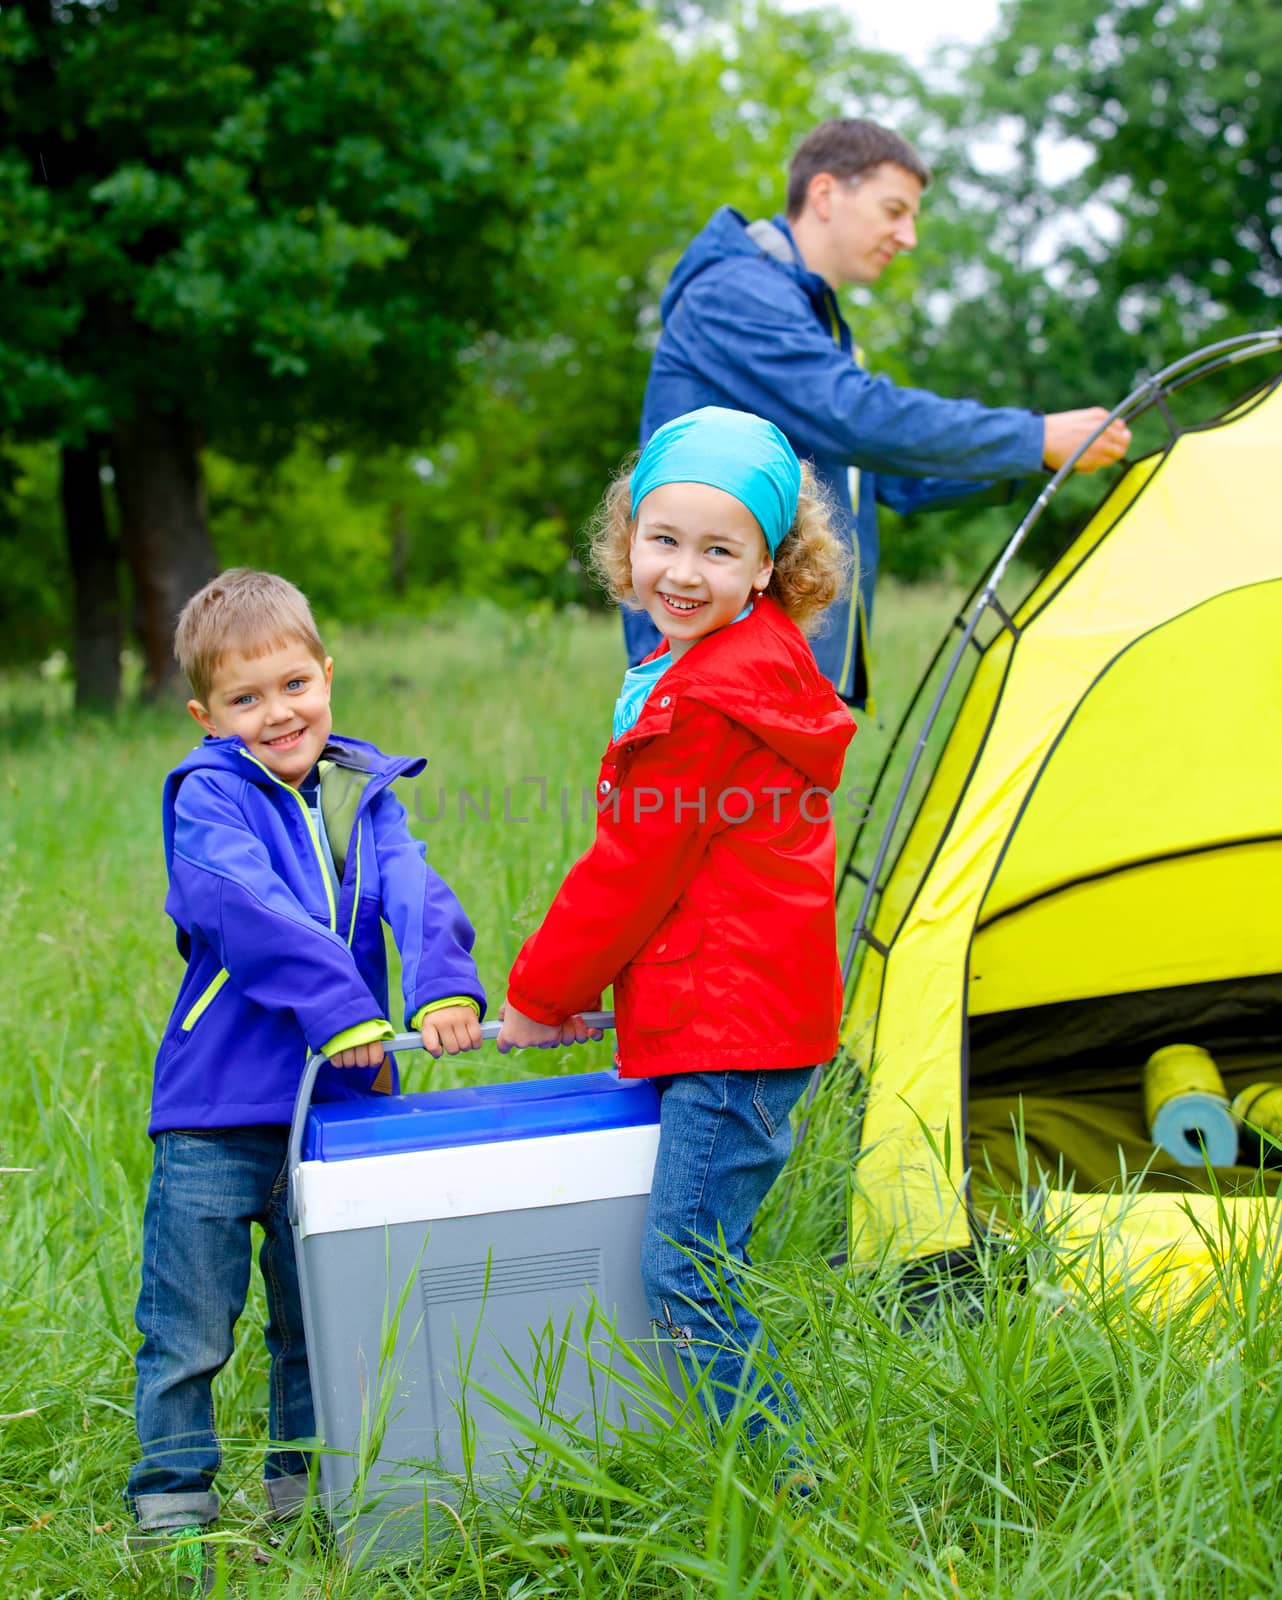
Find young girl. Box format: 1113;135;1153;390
496;406;855;1442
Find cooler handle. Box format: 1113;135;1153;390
287;1011;616;1224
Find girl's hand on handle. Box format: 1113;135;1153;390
561;1014;605;1045
331;1039;386;1069
421;1005;485;1059
496;1000;580;1053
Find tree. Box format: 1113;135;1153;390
0;0;625;697
973;0;1281;333
898;0;1282;428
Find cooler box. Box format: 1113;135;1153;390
287;1025;664;1556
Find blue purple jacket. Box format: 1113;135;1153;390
636;207;1046;705
150;733;484;1134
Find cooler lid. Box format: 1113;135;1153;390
301;1069;660;1162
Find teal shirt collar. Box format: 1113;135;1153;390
611;602;754;741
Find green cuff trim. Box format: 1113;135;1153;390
411;997;482;1029
322;1018;394;1057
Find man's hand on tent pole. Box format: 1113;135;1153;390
1042;408;1132;473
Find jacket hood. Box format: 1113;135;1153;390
653;598;856;789
160;733;423;874
659;207;817;324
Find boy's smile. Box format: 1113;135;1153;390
189;640;334;787
630;482;773;660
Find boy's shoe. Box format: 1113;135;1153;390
254;1508;333;1563
259;1471;331;1557
126;1524;215;1596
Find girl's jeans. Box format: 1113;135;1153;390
126;1128;314;1530
642;1067;814;1439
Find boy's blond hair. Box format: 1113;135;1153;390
175;569;327;704
587;458;853;635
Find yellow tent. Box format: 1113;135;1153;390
838;335;1282;1286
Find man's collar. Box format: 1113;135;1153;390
745;215;797;265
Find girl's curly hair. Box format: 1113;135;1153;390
586;457;852;636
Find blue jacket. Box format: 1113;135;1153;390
636;207;1046;705
150;734;484;1134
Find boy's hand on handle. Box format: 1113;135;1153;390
1042;408;1132;474
421;1005;484;1059
495;1001;603;1053
331;1040;386;1069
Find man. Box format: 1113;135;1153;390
632;118;1131;705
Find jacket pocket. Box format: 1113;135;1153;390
620;916;703;1033
180;967;230;1033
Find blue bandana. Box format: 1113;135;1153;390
629;407;801;555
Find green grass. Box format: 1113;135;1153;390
3;589;1281;1598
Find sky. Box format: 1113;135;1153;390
837;0;1002;65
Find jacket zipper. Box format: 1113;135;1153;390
321;757;414;944
345;819;362;946
826;292;873;709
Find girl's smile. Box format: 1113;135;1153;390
630;482;773;660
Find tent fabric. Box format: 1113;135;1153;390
844;373;1282;1266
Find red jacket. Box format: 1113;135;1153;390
507;597;857;1076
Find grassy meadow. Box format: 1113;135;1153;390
3;586;1282;1598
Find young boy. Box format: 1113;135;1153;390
126;568;485;1584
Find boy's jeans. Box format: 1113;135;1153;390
641;1067;814;1440
126;1128;314;1530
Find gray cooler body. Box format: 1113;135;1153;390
289;1050;664;1555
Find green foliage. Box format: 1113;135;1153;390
0;442;68;664
206;447;397;621
0;0;628;454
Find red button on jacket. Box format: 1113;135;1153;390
507;597;857;1077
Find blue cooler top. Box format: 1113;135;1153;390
302;1070;660;1162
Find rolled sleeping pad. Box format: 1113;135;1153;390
1230;1081;1282;1164
1143;1044;1238;1168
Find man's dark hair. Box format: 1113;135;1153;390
785;119;930;219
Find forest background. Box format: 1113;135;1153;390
1;0;1278;707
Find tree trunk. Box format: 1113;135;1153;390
111;403;217;698
60;440;124;712
389;502;408;597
